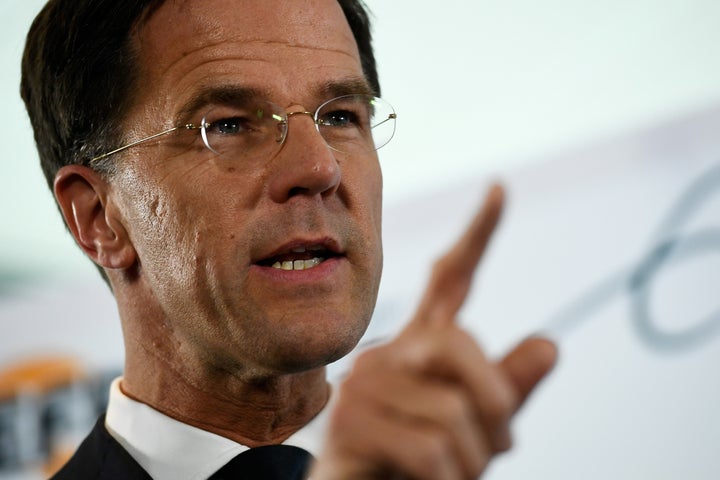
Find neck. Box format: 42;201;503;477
121;348;330;447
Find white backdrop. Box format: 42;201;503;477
3;1;720;479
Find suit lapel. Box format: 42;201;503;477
51;414;152;480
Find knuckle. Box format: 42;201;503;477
449;327;481;351
483;376;518;423
440;389;471;425
338;367;380;402
351;344;391;372
351;349;375;372
336;375;360;399
483;394;514;424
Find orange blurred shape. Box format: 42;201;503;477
0;355;88;476
0;355;86;401
44;445;76;477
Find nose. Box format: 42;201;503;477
267;110;341;203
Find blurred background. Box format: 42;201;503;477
2;0;720;478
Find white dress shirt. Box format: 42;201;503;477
104;378;330;480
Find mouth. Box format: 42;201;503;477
256;242;342;272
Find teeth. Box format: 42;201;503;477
271;257;324;271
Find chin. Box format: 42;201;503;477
266;317;370;374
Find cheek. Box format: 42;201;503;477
361;160;383;243
116;169;204;286
352;159;384;282
142;196;199;288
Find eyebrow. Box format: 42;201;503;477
174;77;375;125
175;86;265;125
319;78;376;99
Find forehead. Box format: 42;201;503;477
133;0;365;113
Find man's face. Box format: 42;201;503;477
110;0;383;375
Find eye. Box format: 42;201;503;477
319;110;357;127
208;116;251;135
319;109;360;128
312;95;396;153
199;104;286;157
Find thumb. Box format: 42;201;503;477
499;337;558;409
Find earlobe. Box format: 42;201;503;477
54;165;137;270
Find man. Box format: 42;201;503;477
21;0;557;478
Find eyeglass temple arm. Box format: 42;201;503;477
89;124;199;164
371;113;397;129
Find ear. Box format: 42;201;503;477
54;165;137;270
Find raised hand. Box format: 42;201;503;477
311;184;558;480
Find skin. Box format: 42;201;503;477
53;0;557;477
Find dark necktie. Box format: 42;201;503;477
208;445;313;480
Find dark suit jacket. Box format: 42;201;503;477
51;415;152;479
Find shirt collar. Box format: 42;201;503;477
104;378;329;480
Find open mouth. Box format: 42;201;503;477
256;245;339;271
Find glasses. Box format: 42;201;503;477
90;94;396;164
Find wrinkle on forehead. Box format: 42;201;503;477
156;39;361;80
129;0;364;116
137;0;360;69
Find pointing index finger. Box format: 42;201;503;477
414;183;505;327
